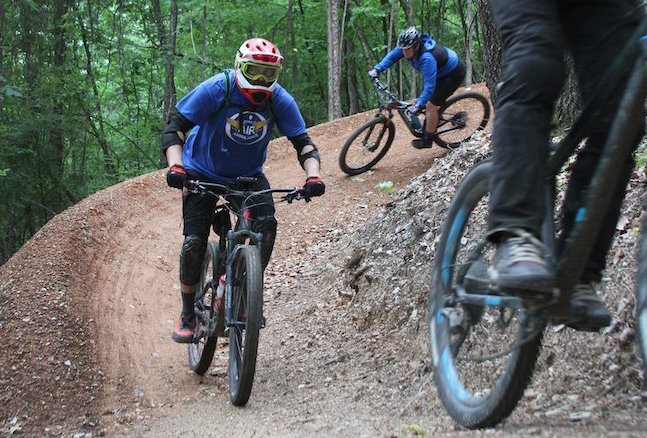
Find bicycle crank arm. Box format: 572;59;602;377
452;285;526;310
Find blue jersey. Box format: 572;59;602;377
176;72;307;183
374;34;459;107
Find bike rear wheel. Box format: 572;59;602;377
188;242;222;375
435;92;490;149
339;114;395;175
428;159;544;428
228;245;263;406
636;214;647;373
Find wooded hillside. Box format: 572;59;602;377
0;1;486;263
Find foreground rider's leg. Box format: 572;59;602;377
487;0;566;296
556;0;643;329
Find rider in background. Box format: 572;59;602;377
484;0;644;330
161;38;326;343
368;26;466;149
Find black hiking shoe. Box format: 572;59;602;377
565;281;612;331
411;138;434;149
488;228;554;297
172;314;196;343
411;131;438;149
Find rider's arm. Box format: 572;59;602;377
289;133;321;178
415;53;438;108
161;108;194;165
373;47;404;74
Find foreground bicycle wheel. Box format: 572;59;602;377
228;245;263;406
636;214;647;372
428;160;544;428
339;114;395;175
435;92;490;149
188;242;221;375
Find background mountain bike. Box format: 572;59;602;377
428;19;647;429
338;77;490;176
184;177;306;406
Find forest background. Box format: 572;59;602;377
0;0;508;264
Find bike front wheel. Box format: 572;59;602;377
435;92;490;149
228;244;263;406
428;159;544;428
188;241;222;375
339;114;395;175
636;214;647;374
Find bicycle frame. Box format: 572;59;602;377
188;179;302;335
372;78;425;136
371;78;472;139
542;19;647;314
446;18;647;318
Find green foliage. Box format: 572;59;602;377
402;423;427;436
0;0;486;263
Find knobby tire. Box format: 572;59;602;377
636;214;647;371
339;114;395;175
428;159;544;428
228;245;263;406
435;92;490;149
188;242;222;375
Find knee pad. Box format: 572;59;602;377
253;215;277;236
179;234;207;285
254;216;277;270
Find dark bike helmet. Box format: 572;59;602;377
397;26;421;50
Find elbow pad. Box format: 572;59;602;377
161;109;195;152
289;133;321;169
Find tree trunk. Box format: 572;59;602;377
152;0;178;126
326;0;342;120
476;0;502;103
464;0;474;85
555;57;580;129
0;1;5;121
75;4;116;180
52;0;68;177
344;37;359;115
286;0;299;98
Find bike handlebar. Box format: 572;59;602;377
371;77;410;109
186;180;309;203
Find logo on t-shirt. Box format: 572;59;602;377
225;111;269;145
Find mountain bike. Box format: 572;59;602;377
428;18;647;429
338;77;490;176
184;177;307;406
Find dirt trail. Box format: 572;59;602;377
87;110;452;436
4;84;645;437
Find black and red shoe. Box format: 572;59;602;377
171;314;195;343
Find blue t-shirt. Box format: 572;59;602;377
176;72;307;183
374;34;459;107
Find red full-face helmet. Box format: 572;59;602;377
234;38;283;105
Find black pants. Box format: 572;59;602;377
183;173;277;271
488;0;644;282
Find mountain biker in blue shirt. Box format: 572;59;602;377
479;0;644;331
161;38;326;343
368;26;466;149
